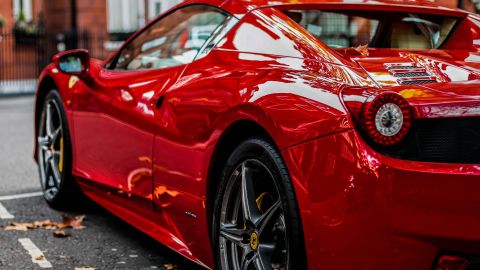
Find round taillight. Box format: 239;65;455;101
362;93;412;146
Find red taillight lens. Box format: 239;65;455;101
361;93;412;146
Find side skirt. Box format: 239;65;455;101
76;178;211;269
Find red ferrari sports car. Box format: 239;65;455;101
34;0;480;269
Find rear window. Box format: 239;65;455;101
284;10;459;49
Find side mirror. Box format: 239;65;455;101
53;49;90;77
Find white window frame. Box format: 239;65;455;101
13;0;33;22
148;0;162;20
107;0;146;33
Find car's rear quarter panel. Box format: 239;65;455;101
158;5;382;201
146;7;377;267
148;7;386;268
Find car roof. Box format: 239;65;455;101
179;0;468;17
224;0;464;11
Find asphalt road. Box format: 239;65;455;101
0;96;39;196
0;96;205;270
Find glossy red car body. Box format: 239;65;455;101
34;0;480;269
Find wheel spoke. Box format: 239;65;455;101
230;243;242;270
37;136;50;146
43;158;52;187
52;150;61;158
240;252;256;270
51;127;62;143
220;224;246;246
254;250;273;270
49;159;61;187
258;243;275;260
45;103;55;137
241;162;261;225
37;136;50;150
257;200;282;234
44;149;53;162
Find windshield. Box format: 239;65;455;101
284;10;459;49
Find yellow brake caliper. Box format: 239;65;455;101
243;192;268;231
244;192;271;230
58;137;64;173
256;192;270;210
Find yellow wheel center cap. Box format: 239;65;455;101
250;232;259;250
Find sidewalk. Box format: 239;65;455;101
0;79;37;96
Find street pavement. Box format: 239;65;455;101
0;96;205;270
0;96;39;196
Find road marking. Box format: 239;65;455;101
0;191;43;201
18;238;53;269
0;202;14;219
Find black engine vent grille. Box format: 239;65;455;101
384;63;438;85
374;118;480;164
399;79;437;85
385;63;418;70
394;72;430;78
387;66;420;70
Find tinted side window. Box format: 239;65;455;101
111;5;228;71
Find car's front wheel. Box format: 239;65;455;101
37;90;80;208
213;138;306;270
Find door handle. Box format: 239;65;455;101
156;96;165;109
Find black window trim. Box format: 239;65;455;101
104;3;236;72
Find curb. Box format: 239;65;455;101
0;79;37;96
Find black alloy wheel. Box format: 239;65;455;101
37;90;80;208
213;138;306;270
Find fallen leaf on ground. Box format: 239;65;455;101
59;215;86;230
163;264;177;270
3;222;35;231
1;214;87;232
35;255;44;261
52;230;71;238
33;220;57;229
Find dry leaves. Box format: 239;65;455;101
52;230;71;238
3;222;33;231
1;215;86;233
59;215;86;230
163;264;178;270
35;255;44;261
354;44;370;56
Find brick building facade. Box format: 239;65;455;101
0;0;181;93
0;0;476;94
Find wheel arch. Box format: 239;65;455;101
205;119;308;269
205;119;275;238
34;75;59;162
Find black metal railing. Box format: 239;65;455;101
0;28;113;94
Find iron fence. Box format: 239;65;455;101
0;29;113;95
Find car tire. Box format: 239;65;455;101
212;138;307;270
37;90;82;209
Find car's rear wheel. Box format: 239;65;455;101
37;90;80;208
213;138;306;270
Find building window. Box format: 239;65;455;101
148;0;162;20
107;0;145;33
107;0;183;34
13;0;33;22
